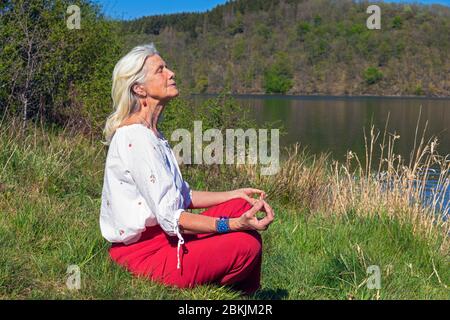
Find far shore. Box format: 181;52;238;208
189;93;450;100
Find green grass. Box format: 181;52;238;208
0;119;448;299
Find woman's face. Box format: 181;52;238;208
141;54;178;101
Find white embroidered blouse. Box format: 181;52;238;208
99;123;192;270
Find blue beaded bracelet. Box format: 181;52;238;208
216;217;230;233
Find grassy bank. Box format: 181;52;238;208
0;116;448;299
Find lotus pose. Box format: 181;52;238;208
100;44;275;295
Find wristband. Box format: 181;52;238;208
216;216;230;233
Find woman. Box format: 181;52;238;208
100;43;275;295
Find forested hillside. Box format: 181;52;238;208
1;0;449;132
122;0;450;96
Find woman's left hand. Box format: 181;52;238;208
229;188;266;205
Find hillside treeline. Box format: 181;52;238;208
1;0;449;134
122;0;450;96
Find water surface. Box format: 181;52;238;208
191;94;450;214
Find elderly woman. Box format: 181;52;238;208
100;43;275;295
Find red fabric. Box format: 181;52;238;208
109;198;262;294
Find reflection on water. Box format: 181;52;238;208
421;170;450;219
191;94;450;213
233;95;450;161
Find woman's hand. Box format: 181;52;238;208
231;200;275;232
190;189;266;209
229;188;266;205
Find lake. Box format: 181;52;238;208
191;94;450;214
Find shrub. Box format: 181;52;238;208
363;67;383;85
263;52;294;94
296;22;311;41
0;0;123;134
414;84;425;96
392;16;403;29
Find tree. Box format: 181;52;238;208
0;0;122;132
296;21;311;41
392;16;403;29
263;52;294;94
364;67;383;85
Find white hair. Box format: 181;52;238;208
102;43;159;146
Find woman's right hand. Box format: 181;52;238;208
233;200;275;231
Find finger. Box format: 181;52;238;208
248;201;273;231
248;200;264;215
246;188;265;196
259;201;275;224
244;195;258;205
258;217;273;230
263;200;274;218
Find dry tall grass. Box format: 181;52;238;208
246;116;449;252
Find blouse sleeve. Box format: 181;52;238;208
181;180;192;209
121;128;185;238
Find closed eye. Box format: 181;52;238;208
156;64;168;73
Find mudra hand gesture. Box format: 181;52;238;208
229;188;267;205
229;188;275;231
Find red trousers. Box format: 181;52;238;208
109;198;262;294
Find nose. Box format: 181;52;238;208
167;68;175;79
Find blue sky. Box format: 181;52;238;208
94;0;450;20
95;0;229;20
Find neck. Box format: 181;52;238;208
135;100;165;135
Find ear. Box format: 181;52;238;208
132;83;147;97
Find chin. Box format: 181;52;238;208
169;87;179;97
161;91;179;103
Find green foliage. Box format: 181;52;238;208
119;0;450;97
2;0;450;135
313;15;322;27
263;52;294;94
0;0;123;131
232;38;246;60
348;23;365;35
227;13;245;36
255;22;272;40
414;84;425;96
307;37;330;64
239;65;256;89
403;5;415;19
296;22;311;41
160;93;258;136
194;75;209;94
377;41;391;66
392;16;403;29
363;67;383;85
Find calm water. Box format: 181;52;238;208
191;94;450;214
